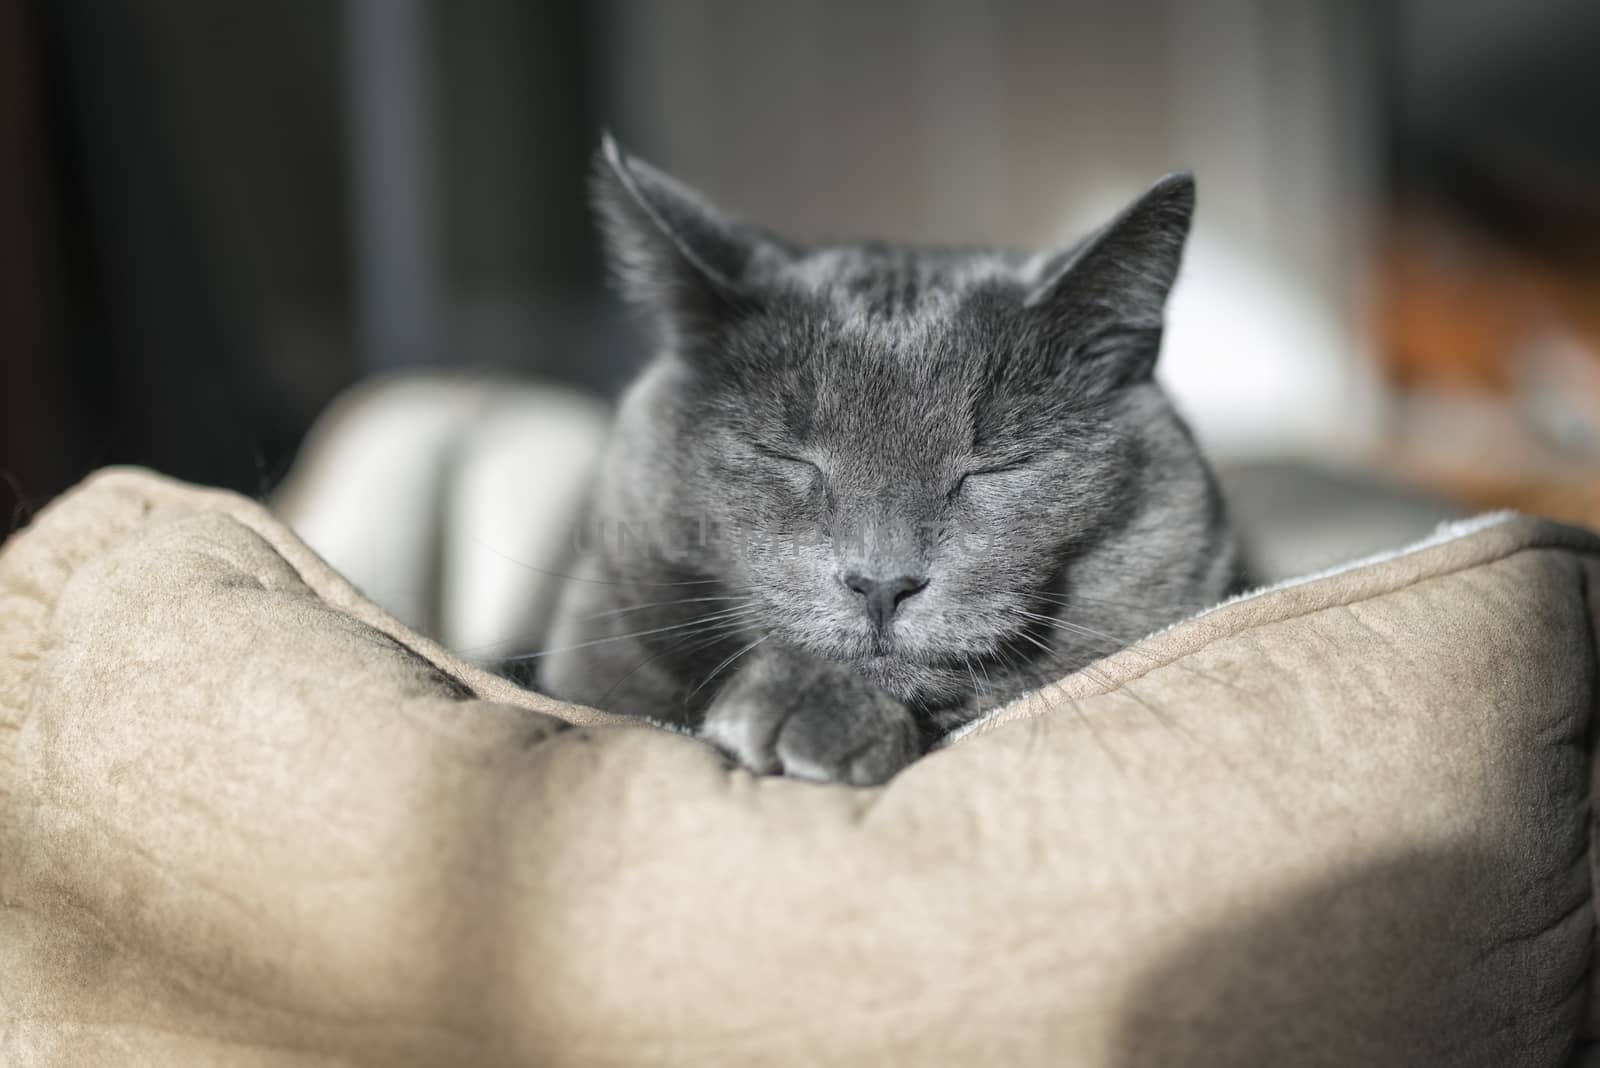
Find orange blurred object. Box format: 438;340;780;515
1369;206;1600;531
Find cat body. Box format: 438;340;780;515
539;137;1243;784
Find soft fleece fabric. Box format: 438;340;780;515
2;468;1599;1066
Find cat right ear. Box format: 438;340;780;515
1024;172;1195;391
592;134;786;340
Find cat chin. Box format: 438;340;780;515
849;652;965;709
780;627;967;698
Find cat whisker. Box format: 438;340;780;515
985;654;1282;824
1033;589;1212;619
989;613;1258;772
1000;605;1247;696
1034;589;1157;607
1012;629;1056;658
686;632;774;702
1010;607;1134;644
600;618;757;706
975;657;996;702
1003;657;1126;773
505;606;763;662
961;655;983;700
1064;661;1285;826
463;603;758;658
580;595;754;622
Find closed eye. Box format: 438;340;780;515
755;444;818;468
950;464;1029;500
753;444;824;485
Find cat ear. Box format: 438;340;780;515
592;134;787;339
1025;172;1194;389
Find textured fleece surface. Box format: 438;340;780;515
2;468;1598;1067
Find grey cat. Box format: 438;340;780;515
538;136;1243;785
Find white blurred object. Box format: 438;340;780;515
1158;229;1380;461
440;395;610;655
273;374;610;656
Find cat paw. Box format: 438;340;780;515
774;691;920;786
700;663;920;786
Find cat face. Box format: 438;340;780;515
594;136;1203;712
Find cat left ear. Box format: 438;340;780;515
1025;172;1194;389
593;134;789;341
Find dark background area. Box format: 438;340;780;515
2;0;613;525
3;0;1599;533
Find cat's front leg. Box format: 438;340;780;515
699;644;921;786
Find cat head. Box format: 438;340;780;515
592;135;1201;710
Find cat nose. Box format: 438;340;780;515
843;572;928;630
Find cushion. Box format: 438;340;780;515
2;467;1598;1067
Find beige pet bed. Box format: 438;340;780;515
3;468;1599;1066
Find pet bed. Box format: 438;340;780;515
2;467;1598;1066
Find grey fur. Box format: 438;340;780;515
537;136;1243;784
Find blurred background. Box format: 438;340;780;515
3;0;1599;608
